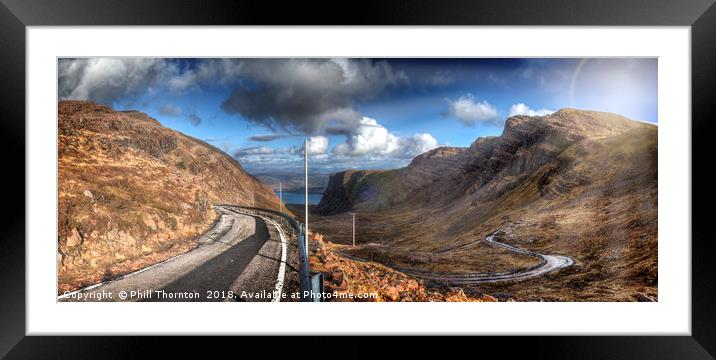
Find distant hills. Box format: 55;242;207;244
253;170;330;194
57;101;282;292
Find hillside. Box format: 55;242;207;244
57;101;282;293
309;109;658;301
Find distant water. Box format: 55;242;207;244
276;191;322;205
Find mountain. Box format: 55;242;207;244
57;101;282;292
315;147;466;215
311;109;657;301
318;109;649;214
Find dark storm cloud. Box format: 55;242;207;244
159;104;181;117
187;109;202;126
220;59;407;135
249;134;288;142
58;58;409;136
58;58;179;105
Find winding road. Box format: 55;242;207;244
395;235;574;285
58;205;297;302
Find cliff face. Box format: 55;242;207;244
455;108;643;202
57;101;281;292
315;170;399;215
315;171;361;215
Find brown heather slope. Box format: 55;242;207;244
58;101;282;293
310;109;657;301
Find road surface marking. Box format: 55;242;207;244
59;209;238;300
261;216;287;303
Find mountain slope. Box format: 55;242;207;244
318;109;647;214
58;101;281;292
310;109;657;301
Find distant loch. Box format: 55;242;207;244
276;191;323;205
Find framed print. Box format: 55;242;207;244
1;0;714;358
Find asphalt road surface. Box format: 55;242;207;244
397;234;574;285
59;206;298;302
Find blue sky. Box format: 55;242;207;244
58;58;657;174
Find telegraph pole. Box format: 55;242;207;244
279;181;282;213
304;138;309;256
352;212;356;247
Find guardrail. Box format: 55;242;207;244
215;204;324;302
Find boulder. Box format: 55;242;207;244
331;270;344;283
66;228;82;247
636;293;656;302
381;286;400;301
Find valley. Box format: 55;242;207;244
302;109;658;301
57;102;657;302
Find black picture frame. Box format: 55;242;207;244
1;0;714;358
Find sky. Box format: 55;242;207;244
58;58;658;175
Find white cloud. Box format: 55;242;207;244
445;94;500;126
429;70;454;86
287;136;330;156
333;117;438;159
306;136;329;155
234;118;438;172
507;103;555;117
332;117;393;156
398;133;439;158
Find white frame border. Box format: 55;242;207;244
27;26;690;335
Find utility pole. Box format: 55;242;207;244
279;181;282;213
352;212;356;247
304;138;309;256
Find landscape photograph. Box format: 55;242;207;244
57;57;657;302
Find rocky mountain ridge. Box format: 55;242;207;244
317;109;648;215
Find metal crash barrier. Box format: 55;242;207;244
216;204;323;302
